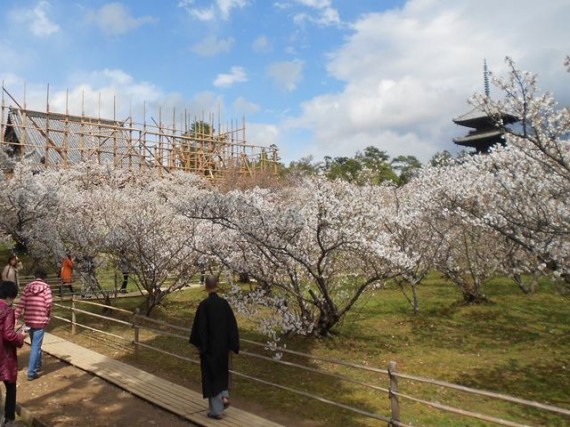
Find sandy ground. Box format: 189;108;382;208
14;346;197;427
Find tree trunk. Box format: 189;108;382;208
460;284;488;304
144;287;165;316
411;283;419;314
314;304;340;337
513;273;536;294
449;274;488;304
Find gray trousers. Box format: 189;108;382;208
209;390;229;416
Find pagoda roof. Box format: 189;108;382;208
453;129;506;146
453;107;518;128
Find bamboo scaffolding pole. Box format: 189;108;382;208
63;89;69;168
80;91;85;161
1;82;5;153
113;95;117;168
0;86;279;177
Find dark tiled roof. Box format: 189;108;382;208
453;107;518;128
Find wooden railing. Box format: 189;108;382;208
48;297;570;427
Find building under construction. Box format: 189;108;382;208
0;85;279;177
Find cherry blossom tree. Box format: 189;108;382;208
386;183;445;312
408;163;499;303
403;57;570;300
19;164;209;314
0;162;61;254
0;148;14;173
466;57;570;289
176;178;411;337
100;170;209;314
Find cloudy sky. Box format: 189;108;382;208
0;0;568;164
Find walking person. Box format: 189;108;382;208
15;266;52;381
60;253;74;295
189;275;240;420
0;281;26;427
197;255;206;285
1;255;22;288
118;253;129;294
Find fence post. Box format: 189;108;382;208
132;308;140;357
114;271;118;297
388;361;400;426
71;295;76;335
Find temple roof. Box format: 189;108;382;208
453;107;518;128
453;129;505;146
4;107;142;167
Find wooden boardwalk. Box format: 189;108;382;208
40;333;285;427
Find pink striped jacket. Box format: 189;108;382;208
15;279;52;329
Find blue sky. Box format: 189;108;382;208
1;0;568;165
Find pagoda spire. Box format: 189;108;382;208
451;59;518;154
484;59;490;97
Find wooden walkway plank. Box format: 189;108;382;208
39;333;285;427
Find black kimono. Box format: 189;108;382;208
189;293;240;398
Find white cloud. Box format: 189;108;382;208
267;60;304;92
0;41;32;72
179;0;249;21
213;66;248;88
5;68;225;129
188;6;216;21
295;0;331;7
89;3;156;36
293;8;339;26
247;122;279;148
217;0;248;20
252;36;271;53
291;0;340;26
11;0;60;37
285;0;570;163
233;97;260;114
191;36;235;56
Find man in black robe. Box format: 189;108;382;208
189;275;240;420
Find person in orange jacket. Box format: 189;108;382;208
60;253;74;295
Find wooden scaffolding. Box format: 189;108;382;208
0;85;279;177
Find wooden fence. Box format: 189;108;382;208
47;296;570;427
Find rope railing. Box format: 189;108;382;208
239;350;390;394
134;336;397;425
50;297;569;427
230;370;395;424
52;299;396;423
69;298;133;316
52;315;129;343
392;371;570;417
392;391;530;427
242;337;390;376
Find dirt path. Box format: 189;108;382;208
15;346;197;427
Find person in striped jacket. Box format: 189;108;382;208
15;266;52;381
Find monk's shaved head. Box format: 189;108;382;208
205;275;218;290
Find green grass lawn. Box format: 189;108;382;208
4;245;567;426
